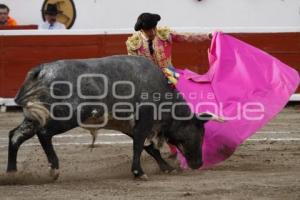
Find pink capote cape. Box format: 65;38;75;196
175;32;300;168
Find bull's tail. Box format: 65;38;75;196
15;66;51;127
23;101;50;127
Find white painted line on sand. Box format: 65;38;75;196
255;131;291;134
0;138;300;149
0;133;126;140
248;138;300;141
0;141;133;148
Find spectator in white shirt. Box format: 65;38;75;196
39;4;66;30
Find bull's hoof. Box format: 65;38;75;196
89;145;95;152
160;163;176;174
49;168;59;180
134;174;149;181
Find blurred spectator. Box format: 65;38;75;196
39;4;66;30
0;4;17;26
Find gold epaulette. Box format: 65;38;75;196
157;26;172;41
126;32;142;51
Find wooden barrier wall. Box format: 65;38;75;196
0;33;299;97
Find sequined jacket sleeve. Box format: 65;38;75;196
126;33;141;55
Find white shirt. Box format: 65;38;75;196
38;21;66;30
141;32;149;41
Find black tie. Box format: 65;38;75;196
148;40;154;55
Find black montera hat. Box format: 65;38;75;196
44;4;62;15
134;13;161;31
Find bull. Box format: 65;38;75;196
7;55;214;180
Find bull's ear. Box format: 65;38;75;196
197;112;225;123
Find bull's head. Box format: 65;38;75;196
167;112;224;169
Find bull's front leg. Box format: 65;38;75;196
7;118;36;172
144;143;175;173
131;107;154;180
36;132;59;180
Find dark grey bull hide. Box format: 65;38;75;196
7;55;213;180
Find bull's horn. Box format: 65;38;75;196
198;112;225;123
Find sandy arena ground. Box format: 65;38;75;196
0;104;299;200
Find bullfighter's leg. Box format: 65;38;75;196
144;143;175;173
36;133;59;180
131;107;154;180
7;118;36;172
